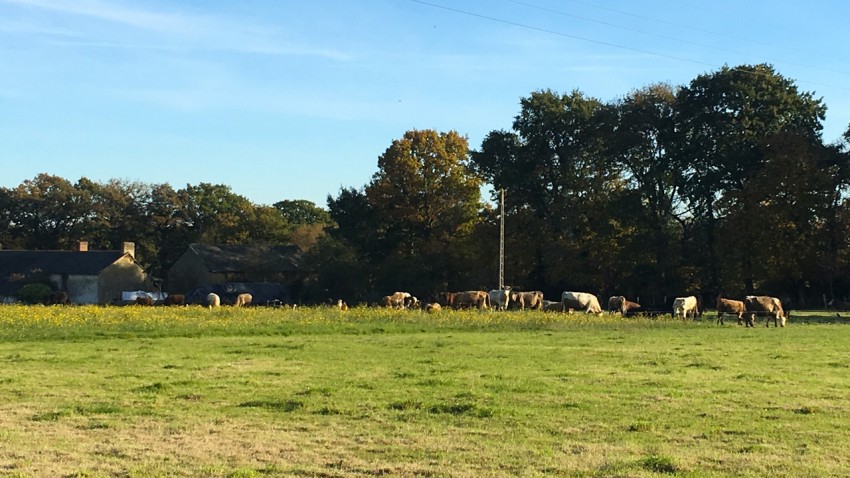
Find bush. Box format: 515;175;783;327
17;283;53;304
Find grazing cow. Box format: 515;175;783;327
744;295;787;327
608;296;640;315
542;300;564;312
207;293;221;309
425;303;441;313
382;291;411;309
673;296;699;320
135;296;154;306
44;291;71;306
234;293;253;307
448;291;490;310
508;291;543;310
608;296;625;314
622;299;641;315
403;295;421;309
163;294;185;306
438;292;457;308
716;297;746;325
561;291;603;314
488;289;511;311
513;291;544;310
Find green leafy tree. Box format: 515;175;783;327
602;84;685;295
5;174;90;250
177;183;255;245
273;199;331;226
472;90;617;292
365;129;484;292
675;64;827;291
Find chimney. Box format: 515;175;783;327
78;241;89;252
122;242;135;259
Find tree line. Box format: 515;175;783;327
2;63;850;306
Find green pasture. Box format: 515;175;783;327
0;306;849;477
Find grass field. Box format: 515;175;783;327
1;305;849;477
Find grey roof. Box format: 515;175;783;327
188;243;302;273
0;250;129;295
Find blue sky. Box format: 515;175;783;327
2;0;848;207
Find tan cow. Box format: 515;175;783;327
744;295;786;327
510;291;544;310
425;303;442;313
234;293;253;307
716;297;745;325
382;291;411;309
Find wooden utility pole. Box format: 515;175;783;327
499;188;505;290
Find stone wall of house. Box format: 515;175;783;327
99;256;153;304
166;251;212;294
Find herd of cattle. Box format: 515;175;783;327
42;289;788;327
370;290;789;327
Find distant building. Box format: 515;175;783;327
0;241;154;304
166;243;304;296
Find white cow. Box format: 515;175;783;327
561;291;603;314
673;296;699;320
488;289;510;311
206;292;221;309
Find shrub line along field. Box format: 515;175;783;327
0;305;849;477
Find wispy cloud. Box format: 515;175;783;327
0;0;353;60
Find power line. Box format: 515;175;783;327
407;0;850;93
559;0;850;64
506;0;850;78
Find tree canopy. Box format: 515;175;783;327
3;64;850;306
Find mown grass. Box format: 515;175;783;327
0;305;849;477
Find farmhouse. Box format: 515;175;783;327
166;243;304;297
0;241;153;304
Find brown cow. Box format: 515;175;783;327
163;294;185;306
622;299;641;315
135;296;154;306
438;292;457;309
608;296;625;314
744;295;786;327
447;291;490;310
44;291;71;306
716;297;745;325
